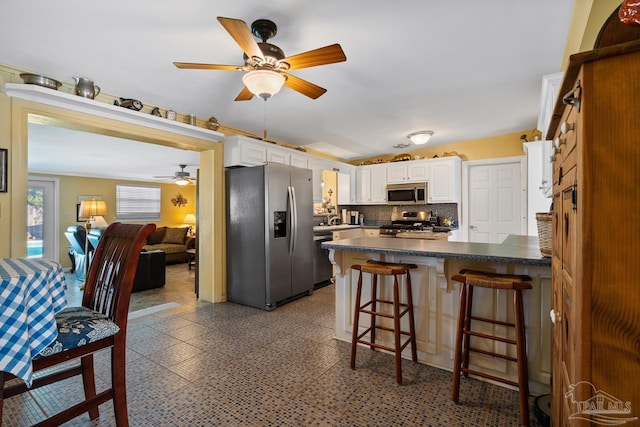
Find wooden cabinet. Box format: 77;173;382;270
548;42;640;427
428;156;461;203
386;160;429;183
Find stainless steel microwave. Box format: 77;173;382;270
386;182;428;205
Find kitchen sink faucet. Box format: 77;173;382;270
327;214;341;225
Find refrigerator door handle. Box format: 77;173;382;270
291;185;298;255
288;185;297;256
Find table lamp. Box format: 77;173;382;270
78;200;107;286
183;213;196;236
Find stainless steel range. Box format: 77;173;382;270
379;211;432;237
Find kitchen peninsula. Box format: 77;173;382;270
322;235;552;393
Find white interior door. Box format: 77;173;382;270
27;177;59;261
463;157;526;243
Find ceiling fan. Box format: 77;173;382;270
154;165;196;186
174;16;347;101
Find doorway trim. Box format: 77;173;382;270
8;96;225;303
461;156;526;242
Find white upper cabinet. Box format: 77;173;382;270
290;153;309;169
266;146;290;165
428;156;461;203
370;164;388;203
387;160;430;183
537;72;564;139
224;136;267;167
356;167;372;203
307;158;326;203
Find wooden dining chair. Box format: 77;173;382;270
0;222;155;427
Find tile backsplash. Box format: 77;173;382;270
338;203;458;226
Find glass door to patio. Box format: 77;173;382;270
27;178;58;261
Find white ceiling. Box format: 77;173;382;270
1;0;574;180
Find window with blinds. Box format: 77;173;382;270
116;184;161;221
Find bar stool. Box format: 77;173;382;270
451;269;533;427
350;260;417;384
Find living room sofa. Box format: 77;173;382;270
143;226;195;264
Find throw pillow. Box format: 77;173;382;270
147;226;166;245
162;227;188;244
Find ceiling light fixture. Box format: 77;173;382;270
407;130;434;145
175;177;190;186
242;70;286;100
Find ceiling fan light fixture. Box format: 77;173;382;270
408;130;434;145
175;177;190;186
242;70;285;99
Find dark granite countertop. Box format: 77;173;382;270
321;234;551;267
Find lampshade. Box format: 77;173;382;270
175;178;190;186
242;70;286;100
407;131;434;145
183;213;196;225
79;200;107;218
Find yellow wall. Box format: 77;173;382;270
31;173;196;269
562;0;621;70
352;130;536;165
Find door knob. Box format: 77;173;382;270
470;225;478;230
549;309;561;324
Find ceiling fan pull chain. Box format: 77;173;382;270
263;98;268;139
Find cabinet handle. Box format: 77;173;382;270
560;121;575;135
562;80;581;111
554;137;566;148
550;309;561;324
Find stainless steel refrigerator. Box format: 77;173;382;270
226;163;314;310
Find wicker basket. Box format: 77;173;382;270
536;212;553;257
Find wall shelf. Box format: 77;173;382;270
1;83;225;142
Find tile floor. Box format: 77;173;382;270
3;264;544;426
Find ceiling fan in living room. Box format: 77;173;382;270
154;165;196;186
173;16;347;100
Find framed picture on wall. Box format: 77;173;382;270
0;148;7;193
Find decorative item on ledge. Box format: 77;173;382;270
171;193;188;208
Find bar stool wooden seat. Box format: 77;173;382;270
350;260;417;384
451;269;533;427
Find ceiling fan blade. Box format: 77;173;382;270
234;86;255;101
284;44;347;70
283;73;327;99
217;17;265;61
173;62;241;71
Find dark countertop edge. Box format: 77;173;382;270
322;236;551;267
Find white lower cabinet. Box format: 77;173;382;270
330;250;552;394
